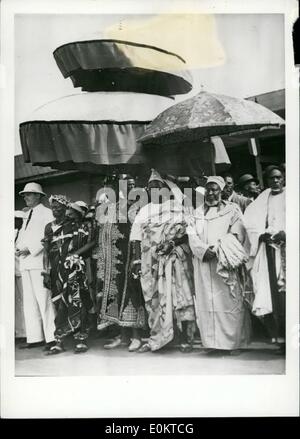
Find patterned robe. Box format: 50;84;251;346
95;201;146;330
43;218;92;340
130;200;195;351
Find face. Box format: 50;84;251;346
205;183;222;206
224;176;234;190
148;180;164;190
23;192;41;208
66;208;81;221
51;200;66;219
223;176;234;198
148;180;170;204
267;169;284;193
127;179;136;191
244;180;257;193
81;207;88;217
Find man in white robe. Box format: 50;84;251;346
244;166;285;353
16;182;56;350
188;176;251;355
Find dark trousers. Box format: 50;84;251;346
263;245;286;340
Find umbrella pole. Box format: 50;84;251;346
210;142;216;175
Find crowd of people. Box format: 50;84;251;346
15;166;286;357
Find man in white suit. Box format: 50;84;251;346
16;182;56;350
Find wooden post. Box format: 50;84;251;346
210;142;216;175
248;137;264;188
88;174;94;204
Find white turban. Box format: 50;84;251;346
205;176;226;191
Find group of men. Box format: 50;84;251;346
14;165;286;356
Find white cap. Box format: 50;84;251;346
205;176;225;191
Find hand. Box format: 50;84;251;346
203;246;216;262
156;241;174;256
259;233;272;244
18;247;30;257
131;262;141;280
41;271;51;289
272;230;286;244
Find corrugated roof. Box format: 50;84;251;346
246;89;285;113
15;155;60;181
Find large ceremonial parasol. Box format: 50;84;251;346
139;90;285;176
19;39;193;175
19;92;174;175
53;39;193;96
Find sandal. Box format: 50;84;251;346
74;343;88;354
128;338;142;352
180;343;193;353
46;344;65;356
43;341;56;352
137;343;151;353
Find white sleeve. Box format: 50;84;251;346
186;214;209;261
28;208;54;257
129;204;150;242
188;233;210;261
130;216;142;241
27;239;44;257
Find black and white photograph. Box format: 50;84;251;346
0;0;299;419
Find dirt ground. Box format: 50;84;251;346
15;334;285;377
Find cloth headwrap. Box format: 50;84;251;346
75;200;89;211
148;168;164;184
49;194;69;207
148;169;184;204
206;176;225;191
69;202;85;216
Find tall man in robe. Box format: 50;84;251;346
244;166;286;354
16;182;56;350
130;170;196;353
188;176;251;355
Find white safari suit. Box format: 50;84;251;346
17;203;56;343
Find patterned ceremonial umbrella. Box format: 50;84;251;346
139;90;285;145
138;90;285;176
